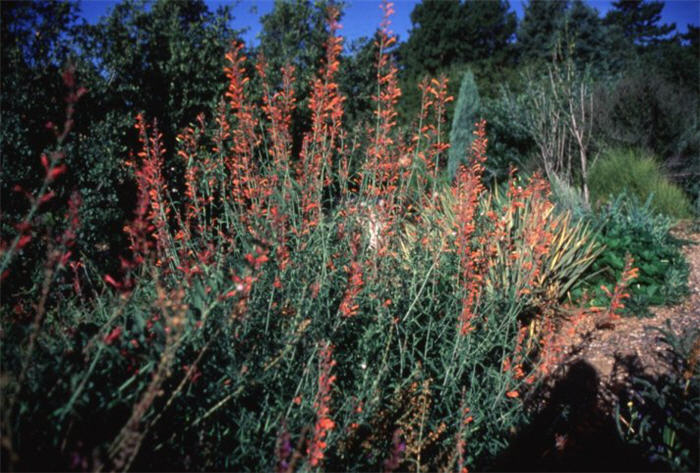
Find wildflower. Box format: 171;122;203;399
104;327;122;345
602;254;639;320
307;342;336;467
339;261;363;317
364;1;403;199
453;120;488;335
297;6;344;232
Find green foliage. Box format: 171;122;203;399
548;172;588;219
516;0;568;63
339;35;381;128
595;69;697;162
2;50;604;471
82;0;236;139
480;91;532;184
400;0;515;77
616;323;699;472
448;69;480;180
517;0;616;71
577;195;689;313
589;148;692;219
1;0;239;292
2;0;697;470
603;0;675;47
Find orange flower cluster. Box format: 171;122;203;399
453;120;488;335
502;325;529;383
176;114;208;236
602;253;639;320
339;261;364;318
297;6;345;232
338;231;364;318
454;393;474;473
223;43;261;215
415;76;452;181
307;342;337;467
257;55;296;188
364;0;403;199
129;114;170;260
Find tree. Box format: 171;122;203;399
516;0;568;63
521;61;595;205
82;0;237;141
461;0;517;65
448;69;480;180
400;0;515;76
566;0;611;67
339;34;382;129
604;0;675;47
1;1;80;197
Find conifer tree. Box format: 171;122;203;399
448;69;480;180
604;0;675;47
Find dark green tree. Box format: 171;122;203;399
566;0;611;67
400;0;515;76
339;34;382;130
1;1;80;199
516;0;569;63
604;0;675;47
517;0;614;70
461;0;517;65
398;0;515;125
81;0;237;141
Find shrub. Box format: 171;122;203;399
480;91;532;184
616;323;700;472
576;195;689;313
589;148;692;219
0;6;607;472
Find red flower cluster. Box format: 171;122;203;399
364;1;403;200
307;342;337;467
453;120;488;335
297;6;345;232
602;253;639;320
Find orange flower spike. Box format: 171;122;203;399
603;254;639;320
297;6;344;232
307;343;337;467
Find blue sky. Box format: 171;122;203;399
80;0;700;47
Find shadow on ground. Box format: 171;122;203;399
491;359;667;472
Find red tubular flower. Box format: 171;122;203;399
364;1;403;200
297;6;345;233
223;42;261;219
307;342;337;467
339;261;364;318
256;53;296;187
127;114;169;261
603;254;639;320
453;120;488;335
